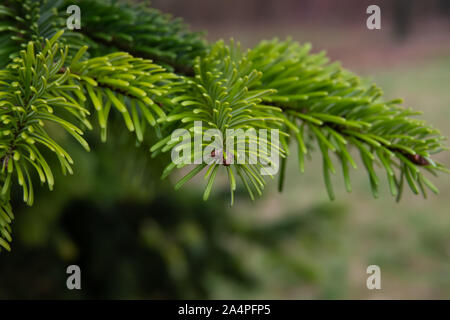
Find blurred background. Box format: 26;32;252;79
1;0;449;299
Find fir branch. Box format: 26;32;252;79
0;32;91;250
59;0;208;75
0;0;448;253
152;41;286;203
0;29;186;250
69;48;180;142
247;39;448;200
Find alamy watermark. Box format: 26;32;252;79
66;265;81;290
170;121;281;175
66;5;81;30
366;265;381;290
366;5;381;30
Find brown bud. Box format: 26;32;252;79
407;154;429;166
210;149;233;166
223;150;233;166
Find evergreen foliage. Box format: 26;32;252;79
0;0;448;251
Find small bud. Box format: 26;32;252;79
407;154;429;166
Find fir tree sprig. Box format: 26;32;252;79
0;0;85;68
59;0;208;74
247;39;449;200
0;0;448;252
0;33;90;250
151;41;286;204
70;47;179;142
0;31;186;251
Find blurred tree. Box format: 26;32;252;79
392;0;415;40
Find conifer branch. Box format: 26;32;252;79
0;0;448;252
